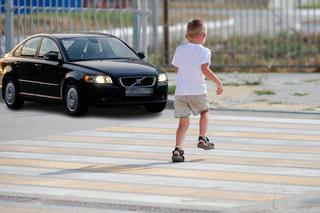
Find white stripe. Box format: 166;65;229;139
123;123;320;135
0;151;319;177
0;166;317;195
0;184;251;209
3;139;320;162
65;131;320;147
206;115;320;125
213;137;320;146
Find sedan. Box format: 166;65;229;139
0;33;168;115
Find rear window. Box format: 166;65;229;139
21;37;42;57
13;44;23;57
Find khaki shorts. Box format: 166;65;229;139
174;94;210;118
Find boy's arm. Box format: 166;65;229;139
201;63;223;95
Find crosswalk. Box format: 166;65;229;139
0;114;320;212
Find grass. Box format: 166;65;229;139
255;99;268;102
284;82;297;85
168;85;176;95
304;79;320;83
300;3;320;9
254;89;276;95
223;82;241;87
269;101;282;105
243;79;262;86
293;92;308;97
223;80;260;87
303;108;317;111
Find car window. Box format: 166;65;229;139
39;38;62;59
107;38;137;59
13;44;23;57
21;37;42;57
61;36;139;61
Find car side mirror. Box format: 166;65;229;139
137;51;145;60
44;51;59;61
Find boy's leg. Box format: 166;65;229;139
173;96;190;162
199;110;209;137
172;117;189;162
198;110;215;149
176;117;190;149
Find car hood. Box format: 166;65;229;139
70;59;159;77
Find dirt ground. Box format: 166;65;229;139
168;72;320;113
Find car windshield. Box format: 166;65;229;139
61;36;139;61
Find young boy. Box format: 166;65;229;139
171;19;223;162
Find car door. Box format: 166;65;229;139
33;37;67;99
17;36;42;95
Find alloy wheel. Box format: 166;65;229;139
5;82;16;106
66;87;79;112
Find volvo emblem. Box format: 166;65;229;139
130;77;146;86
136;78;143;85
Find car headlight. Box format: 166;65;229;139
83;74;113;84
158;73;167;82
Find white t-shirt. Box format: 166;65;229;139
172;43;211;96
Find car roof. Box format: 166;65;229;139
32;32;115;39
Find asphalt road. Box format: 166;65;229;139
0;92;320;212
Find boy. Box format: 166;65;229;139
171;19;223;162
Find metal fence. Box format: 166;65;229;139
1;0;320;71
0;0;148;57
151;0;320;71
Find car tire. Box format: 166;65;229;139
64;82;88;115
144;102;166;113
3;78;24;109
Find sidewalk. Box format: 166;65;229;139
167;72;320;113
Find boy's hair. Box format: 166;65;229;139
186;19;206;38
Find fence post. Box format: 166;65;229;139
141;0;148;59
163;0;169;65
151;0;158;53
132;0;140;51
5;0;14;53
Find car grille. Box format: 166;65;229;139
119;76;156;87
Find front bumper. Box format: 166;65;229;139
82;82;168;106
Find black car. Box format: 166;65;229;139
0;33;168;115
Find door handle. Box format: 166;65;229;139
13;61;21;67
34;64;42;69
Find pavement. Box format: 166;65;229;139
166;72;320;113
0;99;320;212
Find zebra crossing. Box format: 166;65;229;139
0;114;320;212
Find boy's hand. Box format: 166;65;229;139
216;84;223;95
201;64;224;95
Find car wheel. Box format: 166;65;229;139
3;78;24;109
64;82;88;115
144;102;166;113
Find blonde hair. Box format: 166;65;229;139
186;19;206;38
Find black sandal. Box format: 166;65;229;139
197;136;215;150
171;147;185;162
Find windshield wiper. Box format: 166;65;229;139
102;57;138;60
